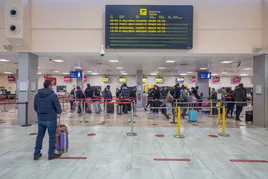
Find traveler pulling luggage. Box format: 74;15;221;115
56;115;69;153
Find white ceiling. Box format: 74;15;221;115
0;53;254;76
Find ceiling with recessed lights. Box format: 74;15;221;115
0;53;254;76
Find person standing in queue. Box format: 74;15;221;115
120;83;130;114
84;83;93;113
152;85;161;114
93;88;101;114
164;89;174;119
233;83;247;121
68;88;75;112
180;86;189;119
33;80;62;160
76;86;85;116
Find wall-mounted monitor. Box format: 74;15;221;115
70;71;82;78
233;77;241;83
142;77;147;83
191;77;196;82
156;77;163;83
199;72;211;79
7;76;16;82
212;76;220;83
119;76;127;83
64;77;72;82
176;77;184;83
102;76;109;82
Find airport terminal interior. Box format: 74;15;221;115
0;0;268;179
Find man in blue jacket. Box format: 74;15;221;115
33;80;62;160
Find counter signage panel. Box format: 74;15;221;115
105;5;193;49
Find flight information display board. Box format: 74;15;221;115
105;5;193;49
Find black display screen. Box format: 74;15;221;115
105;5;193;49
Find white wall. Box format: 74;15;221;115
0;0;263;53
0;74;253;95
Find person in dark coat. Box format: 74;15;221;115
174;84;181;100
233;83;247;121
84;83;93;113
76;86;85;115
152;86;161;114
33;80;62;160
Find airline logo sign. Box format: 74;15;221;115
140;8;147;16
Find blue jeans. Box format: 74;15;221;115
34;120;57;158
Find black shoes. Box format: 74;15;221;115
33;153;42;160
48;153;62;160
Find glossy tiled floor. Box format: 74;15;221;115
0;105;267;179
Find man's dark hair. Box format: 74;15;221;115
239;83;243;87
43;80;52;88
87;83;91;88
195;86;199;90
107;85;110;89
76;86;81;90
122;83;127;87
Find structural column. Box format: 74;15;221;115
136;70;143;107
253;54;268;127
17;53;38;126
195;72;210;98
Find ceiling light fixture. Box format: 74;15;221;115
4;72;12;74
91;72;99;75
38;72;42;75
54;71;59;73
166;60;175;63
53;59;64;63
38;67;41;69
158;67;166;70
109;60;119;63
87;71;92;73
187;72;193;74
200;68;208;70
0;59;9;62
239;74;248;76
121;73;128;75
243;68;252;71
150;73;157;76
221;61;232;64
116;67;123;69
62;72;69;75
180;73;187;76
212;74;218;76
74;66;82;69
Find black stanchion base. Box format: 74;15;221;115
127;132;137;136
218;133;230;137
170;122;178;124
21;124;32;127
173;135;185;139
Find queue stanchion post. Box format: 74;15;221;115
173;106;185;139
210;100;212;117
127;101;137;137
217;102;221;125
218;106;229;137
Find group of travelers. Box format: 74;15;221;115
144;83;249;121
68;84;111;115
